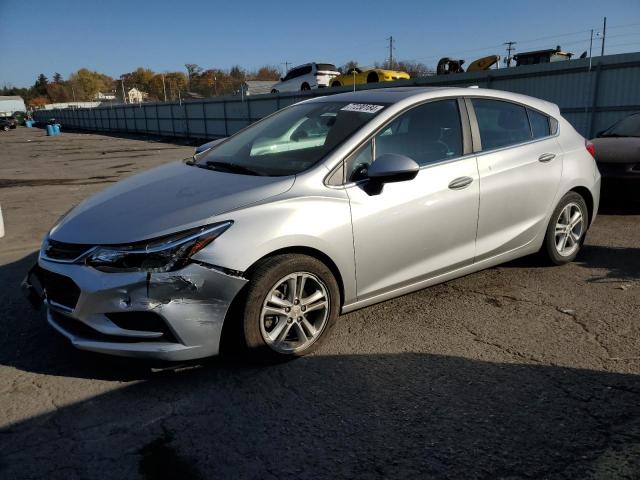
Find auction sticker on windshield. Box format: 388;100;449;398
341;103;385;114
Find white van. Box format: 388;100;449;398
271;63;340;93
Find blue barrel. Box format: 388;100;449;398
25;120;33;128
53;124;61;135
46;124;54;136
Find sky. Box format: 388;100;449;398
1;0;639;87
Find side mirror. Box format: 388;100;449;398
367;153;419;184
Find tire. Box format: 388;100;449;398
300;83;311;91
366;72;379;83
542;191;589;265
241;254;339;361
332;81;342;88
2;126;8;132
271;89;278;94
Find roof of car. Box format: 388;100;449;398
309;87;462;105
307;86;560;116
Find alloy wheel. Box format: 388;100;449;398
260;272;330;354
554;202;584;257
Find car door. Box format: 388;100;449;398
345;98;480;300
468;98;563;261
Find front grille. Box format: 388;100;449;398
37;267;81;310
44;239;93;261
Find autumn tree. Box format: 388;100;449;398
69;68;114;100
120;68;154;94
185;63;203;85
46;82;72;103
340;60;359;73
252;66;280;81
28;96;50;108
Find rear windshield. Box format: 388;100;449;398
316;64;338;72
196;102;387;176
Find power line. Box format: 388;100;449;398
504;41;517;67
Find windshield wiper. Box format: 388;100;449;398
199;160;264;176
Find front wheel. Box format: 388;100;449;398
300;83;311;91
241;254;339;360
543;191;589;265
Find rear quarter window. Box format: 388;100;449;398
527;108;551;139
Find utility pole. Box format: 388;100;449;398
504;41;516;67
161;74;167;102
281;61;291;77
387;36;394;69
120;79;126;104
600;17;607;56
589;29;594;71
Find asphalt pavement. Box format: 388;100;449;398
0;127;639;479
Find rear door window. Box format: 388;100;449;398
471;99;532;150
527;108;551;139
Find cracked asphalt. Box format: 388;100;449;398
1;127;639;479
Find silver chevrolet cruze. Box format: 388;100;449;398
25;87;601;361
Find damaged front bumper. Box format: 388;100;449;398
23;259;247;361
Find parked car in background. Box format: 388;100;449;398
590;112;640;181
24;87;600;362
330;67;410;87
0;117;17;131
271;63;340;93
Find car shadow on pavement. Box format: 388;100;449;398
1;254;640;479
575;245;640;282
1;352;639;479
599;182;640;215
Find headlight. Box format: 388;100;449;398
85;221;232;273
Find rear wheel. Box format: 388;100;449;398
241;254;339;360
543;191;588;265
332;81;342;88
271;89;278;94
366;72;379;83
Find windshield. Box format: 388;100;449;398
601;113;640;137
195;101;387;176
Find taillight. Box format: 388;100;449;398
586;140;596;159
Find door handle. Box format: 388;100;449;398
538;153;556;163
448;176;473;190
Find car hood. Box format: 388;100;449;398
591;137;640;163
50;161;295;244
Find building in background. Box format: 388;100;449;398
241;81;277;96
94;91;116;101
0;96;26;117
127;88;148;104
42;102;102;110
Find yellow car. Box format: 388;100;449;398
330;67;410;87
